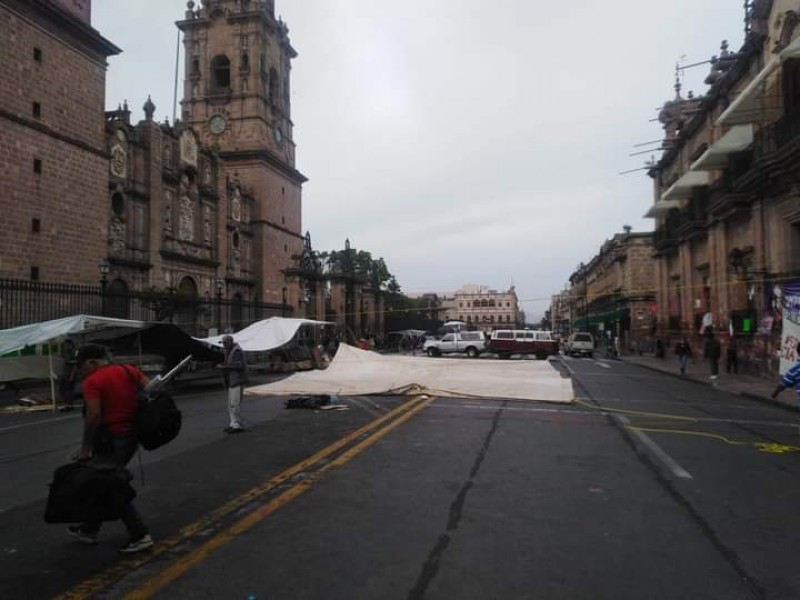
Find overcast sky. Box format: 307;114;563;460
93;1;746;321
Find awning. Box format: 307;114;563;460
717;36;800;126
644;199;680;218
197;316;333;352
690;124;754;170
660;170;710;201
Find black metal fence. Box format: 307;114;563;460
0;278;291;335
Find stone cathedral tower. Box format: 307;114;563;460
177;0;307;308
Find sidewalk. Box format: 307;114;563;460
621;353;799;412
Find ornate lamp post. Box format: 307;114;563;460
215;278;225;331
98;260;110;316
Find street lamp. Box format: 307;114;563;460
215;278;225;331
98;260;110;315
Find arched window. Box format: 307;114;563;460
269;67;279;103
211;55;231;89
106;279;130;319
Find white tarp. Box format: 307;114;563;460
198;317;333;351
0;314;147;357
247;343;573;403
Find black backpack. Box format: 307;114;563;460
124;366;182;451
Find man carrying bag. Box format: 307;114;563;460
64;344;154;553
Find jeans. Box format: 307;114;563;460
228;385;244;429
84;435;147;539
679;355;689;374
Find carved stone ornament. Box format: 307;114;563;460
203;204;212;243
179;192;195;241
109;217;126;253
110;144;127;178
163;190;174;233
231;187;242;221
180;130;198;167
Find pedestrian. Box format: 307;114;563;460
67;343;153;553
703;327;722;388
674;336;692;375
655;337;665;359
726;336;739;374
218;335;249;434
770;341;800;406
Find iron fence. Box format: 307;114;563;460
0;278;291;335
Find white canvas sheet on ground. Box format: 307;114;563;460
247;344;573;403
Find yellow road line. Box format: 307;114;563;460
56;395;429;600
124;396;434;599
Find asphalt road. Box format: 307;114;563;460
1;356;799;599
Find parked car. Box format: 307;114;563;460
566;332;595;358
423;331;487;358
488;330;559;360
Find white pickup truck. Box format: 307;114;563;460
423;331;488;358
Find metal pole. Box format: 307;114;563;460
172;27;180;124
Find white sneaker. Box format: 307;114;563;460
119;533;154;554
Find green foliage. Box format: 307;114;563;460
318;247;398;291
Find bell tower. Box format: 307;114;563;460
177;0;307;308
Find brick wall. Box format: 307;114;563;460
0;2;110;283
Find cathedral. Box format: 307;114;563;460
1;0;385;339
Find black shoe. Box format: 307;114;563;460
67;525;98;545
225;427;247;434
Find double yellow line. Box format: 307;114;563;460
57;394;433;600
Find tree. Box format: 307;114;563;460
318;247;397;291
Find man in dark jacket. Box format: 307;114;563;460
67;344;153;553
674;336;692;376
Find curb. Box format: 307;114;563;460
621;358;799;412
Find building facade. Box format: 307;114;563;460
567;229;656;353
440;284;523;332
0;0;385;338
0;0;119;283
645;0;800;374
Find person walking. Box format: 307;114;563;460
771;341;800;406
67;344;153;553
219;335;249;434
703;327;722;388
674;336;692;376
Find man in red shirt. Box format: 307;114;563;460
67;344;154;553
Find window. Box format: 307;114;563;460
211;55;231;89
33;158;42;174
31;218;40;232
496;331;513;340
240;52;249;72
191;57;200;75
442;334;455;342
33;47;42;63
30;266;39;280
269;68;279;103
111;192;125;216
515;331;526;339
32;102;41;118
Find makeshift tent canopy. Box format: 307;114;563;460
247;343;573;403
0;315;147;357
0;315;148;408
197;317;333;352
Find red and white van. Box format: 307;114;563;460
488;330;558;360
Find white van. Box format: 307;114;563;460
566;332;595;357
423;331;487;358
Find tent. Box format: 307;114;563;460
0;315;148;407
197;317;333;352
247;343;573;403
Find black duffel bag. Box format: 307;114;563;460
44;462;136;524
123;366;182;451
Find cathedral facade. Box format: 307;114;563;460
1;0;385;339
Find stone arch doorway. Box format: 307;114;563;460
231;292;244;331
106;279;130;319
175;276;199;334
